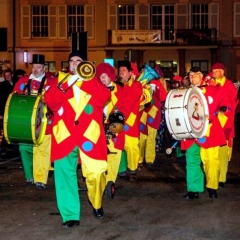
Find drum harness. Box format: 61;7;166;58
23;76;54;122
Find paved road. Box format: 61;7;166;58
1;139;240;240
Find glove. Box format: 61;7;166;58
144;102;151;109
219;106;227;112
114;80;124;87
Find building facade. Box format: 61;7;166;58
0;0;240;81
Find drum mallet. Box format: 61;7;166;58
166;141;178;155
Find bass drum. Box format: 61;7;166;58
164;87;209;140
108;110;125;134
3;93;47;146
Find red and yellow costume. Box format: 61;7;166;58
44;71;110;222
214;77;237;183
139;79;167;165
123;77;142;173
103;82;129;184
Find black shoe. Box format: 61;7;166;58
219;182;225;188
207;188;218;198
147;163;154;170
184;192;199;200
93;207;104;220
62;220;80;228
129;173;137;182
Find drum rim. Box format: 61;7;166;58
165;87;209;140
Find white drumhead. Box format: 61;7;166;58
165;87;209;140
186;87;209;138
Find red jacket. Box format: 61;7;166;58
44;72;111;161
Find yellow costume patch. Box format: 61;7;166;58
218;112;228;127
53;119;71;144
205;123;212;137
140;111;147;124
126;112;136;127
83;119;100;144
148;105;158;119
68;88;91;120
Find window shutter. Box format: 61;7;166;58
21;5;31;39
138;4;149;30
234;3;240;36
49;5;57;39
85;5;94;39
209;3;219;36
176;4;189;29
108;5;117;30
58;5;67;39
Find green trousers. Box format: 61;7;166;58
19;144;33;180
185;143;204;192
54;147;80;223
118;150;127;174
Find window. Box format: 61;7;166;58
151;5;174;41
68;5;85;38
118;5;135;30
45;61;56;73
234;2;240;37
191;60;208;74
32;6;48;37
191;4;208;29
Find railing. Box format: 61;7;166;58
108;28;217;46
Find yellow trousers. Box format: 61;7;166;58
139;126;157;164
200;146;220;190
33;134;52;184
124;135;140;172
219;141;232;183
81;151;107;209
106;139;122;183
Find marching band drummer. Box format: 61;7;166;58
96;62;130;197
181;67;228;199
44;51;111;228
13;54;54;190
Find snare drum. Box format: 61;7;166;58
108;110;125;134
3;93;47;146
164;87;209;140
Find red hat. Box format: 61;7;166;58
172;75;182;82
96;63;116;81
211;62;225;70
131;62;139;76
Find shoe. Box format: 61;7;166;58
118;171;127;180
147;163;154;170
129;173;137;182
62;220;80;228
92;207;104;220
138;163;143;171
26;178;34;185
219;182;225;188
184;192;199;200
35;182;46;190
207;188;218;198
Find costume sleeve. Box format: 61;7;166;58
123;81;142;105
44;84;74;111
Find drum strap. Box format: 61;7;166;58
23;76;47;94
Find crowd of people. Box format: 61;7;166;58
0;51;239;228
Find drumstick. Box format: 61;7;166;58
166;141;178;155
